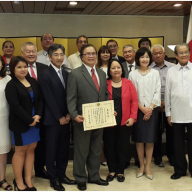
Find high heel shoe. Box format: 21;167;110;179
146;174;154;180
23;180;37;191
136;172;145;178
13;179;29;191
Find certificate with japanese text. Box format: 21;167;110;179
82;100;117;131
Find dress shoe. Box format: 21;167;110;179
77;182;86;191
146;175;154;180
59;177;76;185
50;181;65;191
106;174;116;182
117;175;125;182
154;158;162;166
170;173;186;180
158;162;164;168
35;169;49;179
88;178;108;186
136;172;144;178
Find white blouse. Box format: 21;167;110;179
129;69;161;108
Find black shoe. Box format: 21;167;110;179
154;158;162;166
106;174;116;182
13;179;29;191
88;178;108;186
77;182;86;191
170;173;186;180
117;175;125;182
35;169;49;179
59;177;76;185
124;161;130;169
158;162;165;167
50;181;65;191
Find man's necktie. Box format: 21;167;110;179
58;69;65;88
30;65;37;80
128;65;133;73
91;68;99;92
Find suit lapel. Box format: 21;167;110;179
81;64;99;94
122;78;128;95
122;62;129;79
49;65;65;90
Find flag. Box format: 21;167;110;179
186;4;192;62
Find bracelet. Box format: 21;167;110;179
149;106;153;110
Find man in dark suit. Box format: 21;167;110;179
121;44;139;168
39;44;76;191
67;44;109;191
21;42;49;179
106;39;125;64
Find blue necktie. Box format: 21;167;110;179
58;69;65;88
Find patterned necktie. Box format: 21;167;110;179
30;65;37;80
58;69;65;88
128;65;133;73
91;68;99;92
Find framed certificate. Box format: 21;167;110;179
82;100;117;131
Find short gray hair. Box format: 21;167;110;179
151;44;165;53
174;43;190;55
21;42;37;52
123;44;136;52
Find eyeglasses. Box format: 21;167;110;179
82;52;96;57
178;51;190;56
78;40;88;44
108;45;117;48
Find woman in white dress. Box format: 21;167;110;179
97;45;112;78
129;48;161;180
0;56;12;190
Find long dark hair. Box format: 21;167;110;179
0;55;7;77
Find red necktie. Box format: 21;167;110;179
91;68;99;92
30;65;37;80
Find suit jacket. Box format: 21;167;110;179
67;64;109;120
122;61;139;79
5;76;43;133
38;65;69;126
107;78;138;125
118;55;126;64
27;62;48;80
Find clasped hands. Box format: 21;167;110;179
142;107;153;121
59;114;71;125
29;115;41;126
74;111;118;123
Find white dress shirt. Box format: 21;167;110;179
36;49;71;72
83;64;100;86
165;61;192;123
28;62;37;77
126;61;136;72
68;51;82;70
100;67;108;79
129;69;161;108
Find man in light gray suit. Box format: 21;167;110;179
122;45;139;79
67;44;109;191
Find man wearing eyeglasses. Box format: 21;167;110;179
68;35;88;70
165;43;192;180
106;39;125;64
67;44;109;191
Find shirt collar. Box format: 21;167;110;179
178;61;192;70
28;62;36;68
126;61;135;66
51;63;62;73
83;63;96;72
43;49;48;56
150;60;168;69
112;54;118;60
76;51;80;57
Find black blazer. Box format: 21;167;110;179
27;62;48;80
118;55;126;64
38;65;69;126
5;76;43;133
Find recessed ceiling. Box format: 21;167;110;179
0;1;190;16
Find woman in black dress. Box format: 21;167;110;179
5;56;43;191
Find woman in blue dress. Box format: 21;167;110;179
5;56;43;191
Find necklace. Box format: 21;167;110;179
112;79;122;83
138;69;149;76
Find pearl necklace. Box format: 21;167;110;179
138;69;149;76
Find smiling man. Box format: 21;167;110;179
165;43;192;180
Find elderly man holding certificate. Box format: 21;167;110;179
67;44;109;191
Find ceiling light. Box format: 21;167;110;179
70;2;77;5
173;4;182;7
14;1;20;4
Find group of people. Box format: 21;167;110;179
0;34;191;191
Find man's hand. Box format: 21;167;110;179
59;116;68;125
66;114;71;123
167;116;172;126
74;115;84;123
33;115;41;123
114;111;117;117
29;120;36;126
125;118;135;126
